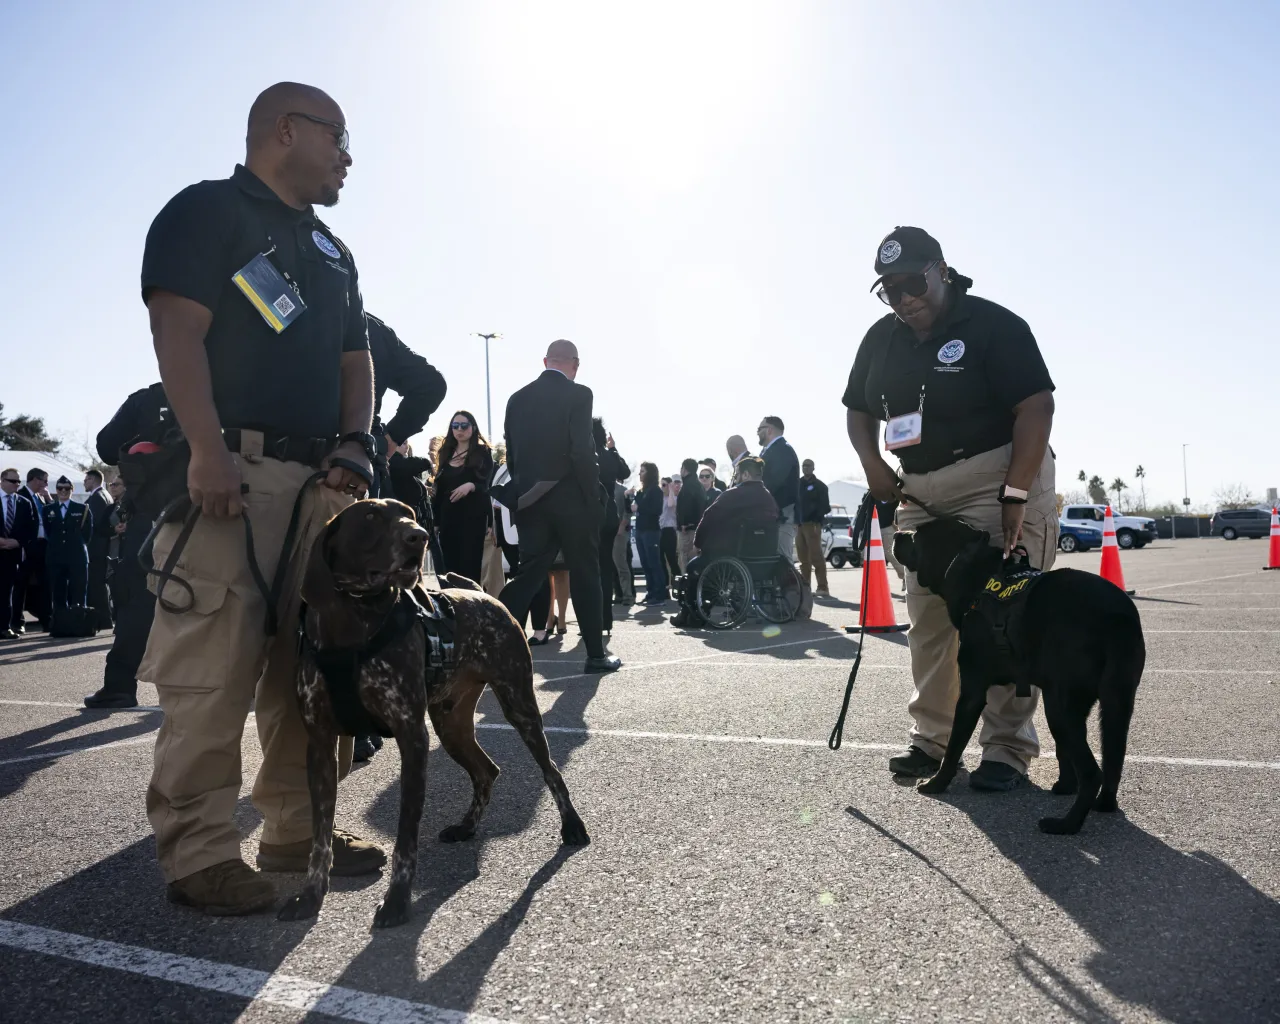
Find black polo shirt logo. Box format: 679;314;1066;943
312;230;342;259
935;338;966;373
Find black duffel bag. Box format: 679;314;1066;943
50;604;99;639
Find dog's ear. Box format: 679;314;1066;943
382;498;416;523
892;530;917;570
300;514;344;610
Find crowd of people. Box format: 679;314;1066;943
0;81;1063;917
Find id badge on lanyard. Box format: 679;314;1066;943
232;244;307;333
883;386;925;452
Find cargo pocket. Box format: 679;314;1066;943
1021;505;1059;571
139;574;235;691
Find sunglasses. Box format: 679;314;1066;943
876;262;938;306
288;111;350;153
56;485;72;492
698;473;713;479
2;478;19;485
450;421;472;431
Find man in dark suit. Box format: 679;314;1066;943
499;340;621;673
757;415;800;561
1;468;40;640
83;469;115;628
15;469;52;631
44;476;93;611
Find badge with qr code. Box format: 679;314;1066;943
232;253;306;333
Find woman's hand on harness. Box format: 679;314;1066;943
189;445;244;519
864;458;904;503
322;441;373;498
1001;501;1026;559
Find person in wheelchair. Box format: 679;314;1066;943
671;457;778;628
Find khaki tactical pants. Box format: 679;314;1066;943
612;530;634;602
795;522;829;591
480;528;505;597
896;444;1058;773
138;455;353;883
879;523;906;582
678;529;697;573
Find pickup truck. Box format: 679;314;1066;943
1061;504;1157;549
821;513;856;568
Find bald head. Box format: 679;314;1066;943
544;339;580;380
244;82;350;209
726;435;747;461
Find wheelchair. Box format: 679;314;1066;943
677;523;805;630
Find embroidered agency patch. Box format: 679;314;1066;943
937;339;966;364
312;231;342;259
880;239;902;264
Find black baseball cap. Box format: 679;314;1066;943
870;226;944;290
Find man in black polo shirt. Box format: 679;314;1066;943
137;82;382;915
844;226;1058;792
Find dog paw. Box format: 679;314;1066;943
277;891;322;922
1094;792;1118;813
560;816;590;847
1051;777;1078;796
439;823;476;844
1038;815;1083;835
916;775;951;795
372;894;412;930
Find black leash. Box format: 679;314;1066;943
828;485;966;751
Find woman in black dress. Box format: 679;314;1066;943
431;410;494;585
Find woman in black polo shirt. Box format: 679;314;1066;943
844;226;1058;792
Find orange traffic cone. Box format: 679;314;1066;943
1099;505;1135;594
858;506;908;632
1265;507;1280;570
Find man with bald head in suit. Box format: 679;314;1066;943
500;340;621;674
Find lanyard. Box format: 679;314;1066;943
262;242;303;299
883;384;926;421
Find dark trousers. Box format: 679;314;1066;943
499;482;605;657
48;557;88;609
501;540;550;630
15;539;48;629
88;549;113;628
680;554;708;615
0;556;19;633
103;565;155;696
635;528;666;601
599;526;615;633
659;527;679;587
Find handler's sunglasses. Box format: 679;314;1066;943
450;421;472;431
2;476;19;484
288;111;350;153
876;262;938;306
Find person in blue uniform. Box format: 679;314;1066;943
43;477;93;610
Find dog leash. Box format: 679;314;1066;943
828;486;964;751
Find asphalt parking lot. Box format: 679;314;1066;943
1;538;1277;1024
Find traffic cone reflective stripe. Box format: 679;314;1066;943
1099;505;1135;594
1265;507;1280;570
859;507;907;632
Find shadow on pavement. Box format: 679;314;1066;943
330;673;603;1014
852;784;1280;1023
0;710;162;799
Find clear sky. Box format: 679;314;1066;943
2;1;1277;510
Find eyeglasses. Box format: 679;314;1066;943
876;262;938;305
1;477;19;485
698;473;713;479
288;111;350;153
450;421;472;431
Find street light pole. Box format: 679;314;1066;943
474;333;501;438
1182;443;1191;539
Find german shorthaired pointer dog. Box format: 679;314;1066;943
278;498;588;929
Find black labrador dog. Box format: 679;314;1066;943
278;498;588;929
892;517;1145;834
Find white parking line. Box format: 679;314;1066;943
1139;570;1265;592
479;723;1280;770
0;700;161;711
0;919;513;1024
0;735;156;767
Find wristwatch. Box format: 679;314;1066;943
998;483;1029;505
339;431;377;461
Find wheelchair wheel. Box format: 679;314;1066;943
754;560;804;623
696;558;753;630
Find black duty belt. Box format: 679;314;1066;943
298;587;459;737
223;429;334;469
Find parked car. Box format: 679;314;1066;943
822;514;855;567
1061;504;1157;549
1210;507;1272;540
1058;519;1103;553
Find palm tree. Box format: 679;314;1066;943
1110;477;1127;510
1077;470;1087;484
1087;475;1107;504
1134;465;1147;511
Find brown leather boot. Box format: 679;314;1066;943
166;859;275;916
256;828;387;876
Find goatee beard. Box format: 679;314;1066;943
319;186;340;207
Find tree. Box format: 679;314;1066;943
1109;477;1127;510
1212;483;1256;510
1134;465;1147;511
1077;470;1087;484
0;402;61;452
1087;475;1108;504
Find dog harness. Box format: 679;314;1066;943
963;560;1045;698
298;587;459;738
